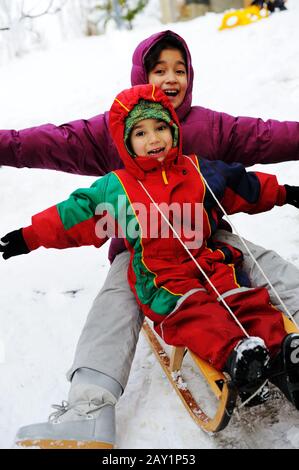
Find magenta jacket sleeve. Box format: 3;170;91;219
0;112;122;176
182;107;299;166
2;106;298;176
215;112;299;166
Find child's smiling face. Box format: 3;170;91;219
148;49;187;110
130;118;173;162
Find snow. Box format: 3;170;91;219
235;337;267;359
1;0;299;449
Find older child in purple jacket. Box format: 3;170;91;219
1;30;299;448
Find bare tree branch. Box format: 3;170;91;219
21;0;68;20
0;0;68;30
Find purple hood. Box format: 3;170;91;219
130;30;194;121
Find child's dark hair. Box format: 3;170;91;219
144;34;187;75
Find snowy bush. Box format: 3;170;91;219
83;0;149;35
0;0;149;65
0;0;70;63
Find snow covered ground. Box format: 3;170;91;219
1;0;299;449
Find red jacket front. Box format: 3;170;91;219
23;84;286;326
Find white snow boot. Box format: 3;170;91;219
15;368;122;449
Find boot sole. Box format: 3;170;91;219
16;438;114;449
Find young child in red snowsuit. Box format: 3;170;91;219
1;84;299;405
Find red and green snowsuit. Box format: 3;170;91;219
22;85;287;370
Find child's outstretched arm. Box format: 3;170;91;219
222;167;299;214
205;160;299;215
0;113;120;176
0;175;112;260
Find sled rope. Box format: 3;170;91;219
185;156;298;330
238;379;268;409
137;179;250;337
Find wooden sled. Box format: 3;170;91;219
142;314;299;433
142;319;237;433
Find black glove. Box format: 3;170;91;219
285;185;299;209
0;229;30;260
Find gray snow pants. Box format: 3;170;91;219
67;231;299;390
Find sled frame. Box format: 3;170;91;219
142;319;237;433
143;314;299;434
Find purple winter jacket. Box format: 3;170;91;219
1;31;299;262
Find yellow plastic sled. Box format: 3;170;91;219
219;5;270;31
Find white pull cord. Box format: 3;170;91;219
186;155;299;330
238;379;268;409
138;179;250;337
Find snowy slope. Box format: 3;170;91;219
0;0;299;449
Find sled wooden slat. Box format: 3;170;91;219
170;346;185;372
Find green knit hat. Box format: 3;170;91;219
124;99;178;156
